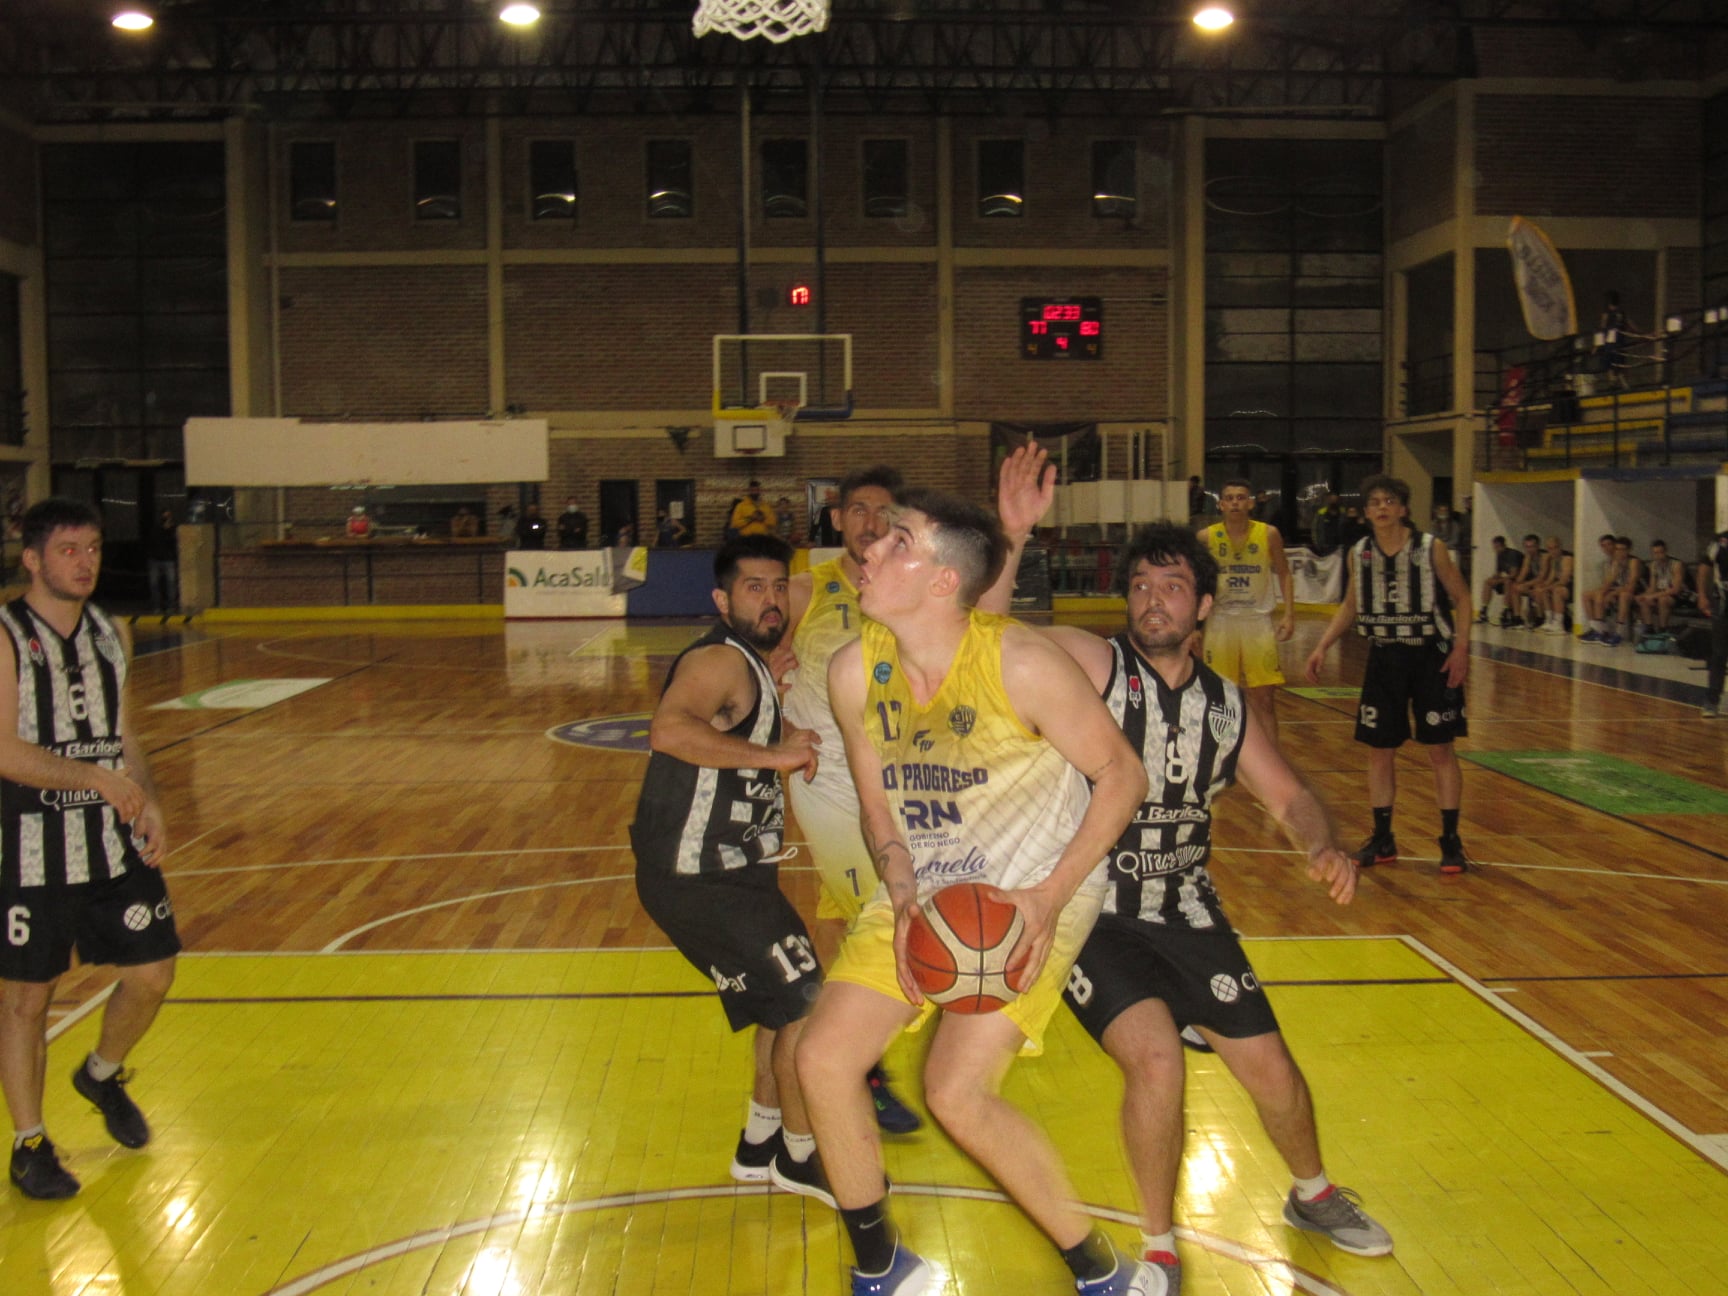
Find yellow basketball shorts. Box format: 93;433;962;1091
788;777;876;923
1202;614;1285;688
827;884;1105;1054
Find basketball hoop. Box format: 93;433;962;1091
692;0;829;44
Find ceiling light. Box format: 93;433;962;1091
500;3;541;25
112;10;154;30
1193;6;1235;32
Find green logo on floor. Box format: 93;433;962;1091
1463;750;1728;815
1288;686;1360;700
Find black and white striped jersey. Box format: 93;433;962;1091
1;598;141;888
1098;634;1247;930
631;622;786;877
1352;530;1455;643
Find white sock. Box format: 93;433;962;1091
13;1124;45;1148
1140;1230;1177;1259
744;1101;781;1145
1293;1171;1333;1201
783;1129;817;1163
85;1051;121;1082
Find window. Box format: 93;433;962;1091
761;139;808;219
529;139;578;221
977;139;1024;218
413;139;462;221
289;141;337;223
862;139;909;219
1091;139;1137;220
647;140;693;219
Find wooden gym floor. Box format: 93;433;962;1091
3;613;1726;1296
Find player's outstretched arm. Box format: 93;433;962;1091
650;644;818;777
997;627;1147;984
0;630;146;823
978;441;1055;615
1233;706;1355;905
829;640;925;1003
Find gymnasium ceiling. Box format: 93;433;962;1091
2;1;1726;124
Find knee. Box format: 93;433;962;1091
1;981;56;1029
922;1065;984;1135
124;958;176;1003
793;1014;859;1097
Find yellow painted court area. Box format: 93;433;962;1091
5;939;1725;1295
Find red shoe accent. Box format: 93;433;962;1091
1144;1250;1179;1265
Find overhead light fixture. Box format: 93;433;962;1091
500;3;541;25
1193;5;1235;31
112;9;154;30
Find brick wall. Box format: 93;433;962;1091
1389;104;1456;241
1665;246;1701;316
1474;28;1698;81
279;265;489;417
952;267;1169;421
1473;95;1701;218
0;122;36;247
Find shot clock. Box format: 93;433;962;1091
1021;297;1102;359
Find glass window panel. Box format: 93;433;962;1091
1091;139;1137;220
142;314;228;369
1293;364;1383;417
413;139;462;221
143;369;230;427
1211;252;1291;278
1212;332;1292;362
1290;418;1384;453
47;259;141;315
1295;332;1382;362
529;139;577;221
1208;277;1292;308
1215;308;1293;334
138;195;225;257
50;372;141;427
1293;209;1381;252
1299;253;1380;279
761;138;808;219
140;257;227;314
863;139;909;218
1206;364;1290;419
1206;213;1290;253
977;139;1025;218
48;315;140;371
1207;418;1292;454
43;204;140;257
290;141;338;222
1293;276;1383;309
647;140;693;218
1295;309;1381;334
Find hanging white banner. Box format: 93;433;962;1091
1506;216;1577;341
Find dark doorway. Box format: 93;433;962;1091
1203;450;1380;544
599;479;639;548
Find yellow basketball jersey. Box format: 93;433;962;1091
785;557;862;807
1207;520;1278;615
859;611;1093;899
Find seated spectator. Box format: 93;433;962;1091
1633;539;1690;640
1475;535;1523;624
346;506;372;538
1506;533;1547;628
1530;536;1574;634
449;505;479;538
1582;535;1641;646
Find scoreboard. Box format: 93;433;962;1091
1021;297;1103;359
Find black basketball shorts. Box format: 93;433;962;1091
1355;640;1468;748
0;866;182;984
1063;913;1279;1043
634;854;822;1033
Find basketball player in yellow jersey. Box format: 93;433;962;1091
797;491;1160;1295
1199;480;1295;744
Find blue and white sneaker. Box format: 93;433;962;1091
1579;629;1601;643
1076;1248;1167;1295
851;1243;934;1296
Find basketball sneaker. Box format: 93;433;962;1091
868;1065;922;1134
1075;1247;1166;1295
1580;628;1602;643
1437;835;1470;875
1143;1249;1181;1296
729;1128;783;1184
769;1148;837;1209
1352;833;1397;868
10;1133;79;1200
72;1062;150;1149
1281;1185;1394;1257
851;1243;934;1296
1703;700;1720;719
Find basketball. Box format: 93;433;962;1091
905;883;1033;1013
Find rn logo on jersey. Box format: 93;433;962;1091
826;581;841;594
122;903;153;933
948;705;976;737
547;713;652;752
873;661;892;684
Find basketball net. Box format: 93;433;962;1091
692;0;829;44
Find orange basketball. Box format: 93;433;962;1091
905;882;1032;1013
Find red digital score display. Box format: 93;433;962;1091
1021;297;1103;359
788;284;812;306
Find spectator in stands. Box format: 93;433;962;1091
774;495;796;544
1187;474;1208;520
1507;534;1547;628
1312;492;1343;553
1430;503;1463;553
450;506;479;538
1531;536;1573;634
1454;497;1474;579
814;486;842;545
496;505;518;547
346;506;372;539
557;497;589;549
1699;529;1728;718
1596;291;1633;391
518;502;549;550
610;520;636;548
727;481;777;537
1475;536;1522;625
1633;539;1689;641
654;511;687;548
1582;536;1640;646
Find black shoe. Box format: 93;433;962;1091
867;1065;922;1135
729;1128;783;1184
1353;833;1397;868
1438;835;1470;875
72;1062;151;1149
10;1134;80;1200
768;1148;838;1209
